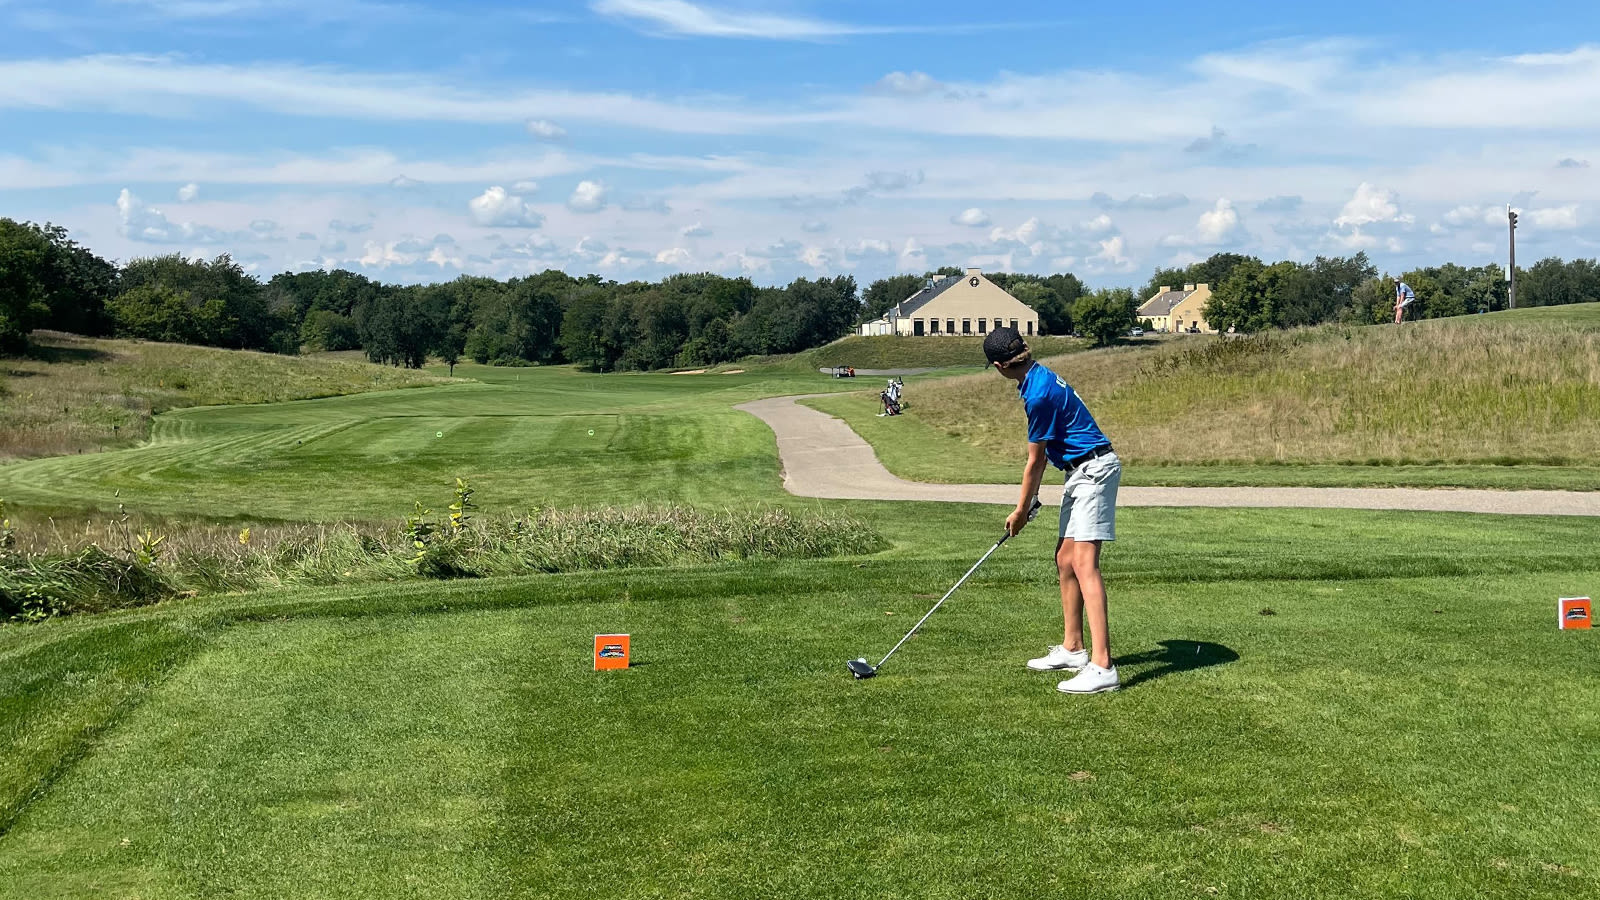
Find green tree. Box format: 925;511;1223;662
0;219;52;353
1071;288;1136;347
118;254;277;350
299;309;360;351
107;284;229;345
1205;259;1281;333
861;274;928;322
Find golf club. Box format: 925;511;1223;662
848;498;1042;679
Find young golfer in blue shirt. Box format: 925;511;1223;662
984;326;1122;694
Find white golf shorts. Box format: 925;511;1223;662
1059;452;1121;542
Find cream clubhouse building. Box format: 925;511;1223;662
858;268;1040;338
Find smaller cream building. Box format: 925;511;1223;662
1137;283;1216;333
858;268;1039;338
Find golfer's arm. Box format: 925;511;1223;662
1018;442;1048;511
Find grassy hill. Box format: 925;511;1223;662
0;332;451;461
799;333;1087;370
807;303;1600;489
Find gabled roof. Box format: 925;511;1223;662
1137;288;1191;317
891;275;962;319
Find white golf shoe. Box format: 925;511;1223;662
1057;663;1120;694
1027;645;1089;672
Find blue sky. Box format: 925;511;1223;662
1;1;1596;287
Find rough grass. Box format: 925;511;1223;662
0;332;450;461
0;505;886;620
895;309;1600;472
800;334;1087;369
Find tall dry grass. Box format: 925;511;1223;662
914;321;1600;466
0;505;887;621
0;332;448;461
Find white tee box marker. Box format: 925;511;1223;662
1558;597;1591;630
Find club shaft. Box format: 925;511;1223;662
876;533;1008;670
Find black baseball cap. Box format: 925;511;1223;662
983;326;1028;365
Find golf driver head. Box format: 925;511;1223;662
846;657;877;679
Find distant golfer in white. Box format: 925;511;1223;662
984;327;1122;694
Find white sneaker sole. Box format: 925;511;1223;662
1057;682;1120;694
1028;661;1086;672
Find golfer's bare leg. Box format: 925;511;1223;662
1056;538;1085;652
1070;540;1111;669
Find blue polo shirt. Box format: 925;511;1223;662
1018;362;1109;469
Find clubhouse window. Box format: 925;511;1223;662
929;319;939;334
962;319;971;334
946;319;955;334
978;318;987;333
1026;321;1034;335
913;318;925;335
1010;319;1018;330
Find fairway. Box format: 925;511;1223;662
0;364;859;519
3;362;1599;898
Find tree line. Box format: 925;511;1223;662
5;217;1600;366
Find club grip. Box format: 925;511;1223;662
1000;498;1043;542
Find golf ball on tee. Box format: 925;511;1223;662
588;429;595;435
436;431;443;438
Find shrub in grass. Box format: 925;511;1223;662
0;546;170;621
1;504;887;620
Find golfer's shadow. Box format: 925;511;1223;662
1118;640;1238;690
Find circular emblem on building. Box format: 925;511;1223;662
968;276;980;287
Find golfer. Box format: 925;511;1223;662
1394;279;1415;324
984;326;1122;694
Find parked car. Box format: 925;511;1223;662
1129;327;1145;337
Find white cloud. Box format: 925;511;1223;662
1087;235;1134;272
1334;183;1413;227
1092;191;1189;211
512;180;540;193
655;246;692;266
1195;198;1241;243
1081;213;1115;236
953;207;990;227
470;185;544;228
568;180;608;212
591;0;876;39
875;71;942;95
389;174;422;188
1527;205;1580;228
116;187;239;243
359;234;462;269
12;42;1600;143
176;181;199;202
680;221;711;237
328;218;373;233
525;119;566;140
898;237;926;270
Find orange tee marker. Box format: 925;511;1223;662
1559;598;1591;630
594;634;631;669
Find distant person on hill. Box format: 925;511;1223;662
1394;279;1416;324
984;326;1122;695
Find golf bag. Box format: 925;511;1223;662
880;377;904;416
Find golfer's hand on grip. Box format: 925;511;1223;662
1004;498;1042;537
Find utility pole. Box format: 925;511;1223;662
1507;205;1519;310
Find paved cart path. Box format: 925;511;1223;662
735;395;1600;517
